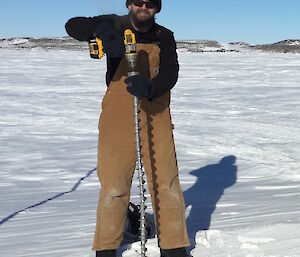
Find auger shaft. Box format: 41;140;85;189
134;95;147;256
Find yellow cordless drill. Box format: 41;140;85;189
88;38;104;59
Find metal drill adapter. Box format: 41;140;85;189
124;29;148;257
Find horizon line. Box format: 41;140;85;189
1;36;300;46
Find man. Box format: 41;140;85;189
65;1;190;256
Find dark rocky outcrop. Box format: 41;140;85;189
1;37;299;53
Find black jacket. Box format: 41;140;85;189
65;14;179;100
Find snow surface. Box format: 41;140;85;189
0;48;300;257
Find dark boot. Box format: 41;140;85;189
160;247;190;257
96;249;117;257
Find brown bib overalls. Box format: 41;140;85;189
92;43;190;251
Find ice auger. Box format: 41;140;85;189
124;29;148;257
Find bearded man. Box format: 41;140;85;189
65;1;190;256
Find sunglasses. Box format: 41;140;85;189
132;0;157;9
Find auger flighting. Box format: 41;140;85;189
124;29;148;257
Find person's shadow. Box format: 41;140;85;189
184;155;238;248
120;155;237;255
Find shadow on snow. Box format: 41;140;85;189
121;155;238;253
184;155;238;248
0;168;96;226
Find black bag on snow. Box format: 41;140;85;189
123;202;154;244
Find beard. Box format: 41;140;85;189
129;9;155;31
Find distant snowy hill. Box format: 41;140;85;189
0;37;87;50
253;39;300;53
176;40;239;53
1;37;300;53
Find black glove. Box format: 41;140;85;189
124;75;154;98
94;22;125;58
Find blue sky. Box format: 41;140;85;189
0;0;299;44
